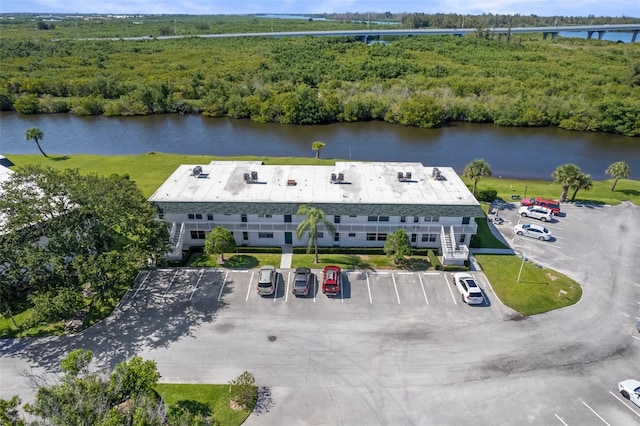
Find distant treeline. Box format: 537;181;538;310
0;16;639;136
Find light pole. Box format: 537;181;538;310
524;185;528;199
516;253;526;283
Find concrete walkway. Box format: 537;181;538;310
280;245;293;269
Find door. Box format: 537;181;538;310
285;232;292;244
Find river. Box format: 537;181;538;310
0;112;638;180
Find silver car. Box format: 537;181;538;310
514;223;552;241
256;265;276;296
518;206;552;222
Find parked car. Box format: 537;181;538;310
513;223;552;241
521;197;561;215
452;272;484;305
322;265;341;296
518;206;553;222
256;265;277;296
618;379;640;407
292;267;312;297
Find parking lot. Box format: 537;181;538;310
124;267;511;324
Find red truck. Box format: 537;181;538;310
322;265;341;296
520;197;561;215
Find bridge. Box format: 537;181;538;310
188;24;640;42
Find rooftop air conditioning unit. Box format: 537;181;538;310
397;172;404;180
243;172;251;182
331;173;337;182
192;166;203;176
251;171;258;181
338;173;344;181
405;171;412;180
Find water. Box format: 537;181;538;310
0;112;638;180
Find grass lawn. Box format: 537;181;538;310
155;383;253;426
462;176;640;206
291;253;431;270
188;252;282;269
474;254;582;315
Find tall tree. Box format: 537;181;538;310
569;172;593;202
552;163;583;202
296;204;335;264
311;141;326;159
25;127;47;157
204;225;236;262
0;166;168;329
463;159;491;196
605;161;631;191
384;229;412;265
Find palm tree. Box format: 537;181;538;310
605;161;630;191
569;172;593;202
296;204;335;264
311;141;326;159
551;164;582;202
463;159;491;196
25;127;48;158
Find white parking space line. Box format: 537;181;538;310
418;274;429;305
132;270;151;299
340;272;344;304
370;271;390;275
633;335;640;341
189;269;205;300
554;413;568;426
391;273;400;304
273;277;279;302
582;401;611;425
162;269;180;301
366;273;372;304
313;278;317;303
609;390;640;418
284;271;291;303
423;272;439;275
217;271;228;302
397;272;413;275
245;271;254;302
445;274;457;305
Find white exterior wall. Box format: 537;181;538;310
164;212;477;252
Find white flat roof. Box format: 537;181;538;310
149;161;478;206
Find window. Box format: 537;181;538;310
334;215;341;223
413;216;419;223
157;208;164;219
188;214;195;220
258;232;274;239
462;217;471;225
459;234;466;243
243;232;248;240
284;215;292;223
411;234;417;243
366;233;376;241
400;216;406;223
207;214;214;221
241;214;247;223
317;232;324;239
334;233;340;242
368;216;378;222
258;214;272;218
379;216;389;222
348;233;356;237
421;234;437;242
190;230;205;240
377;233;387;241
424;216;439;222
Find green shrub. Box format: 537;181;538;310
475;189;498;202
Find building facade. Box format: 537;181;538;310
148;161;484;264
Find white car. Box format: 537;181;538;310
513;223;552;241
452;272;484;305
618;379;640;407
518;206;552;222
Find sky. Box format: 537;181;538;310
0;0;638;18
